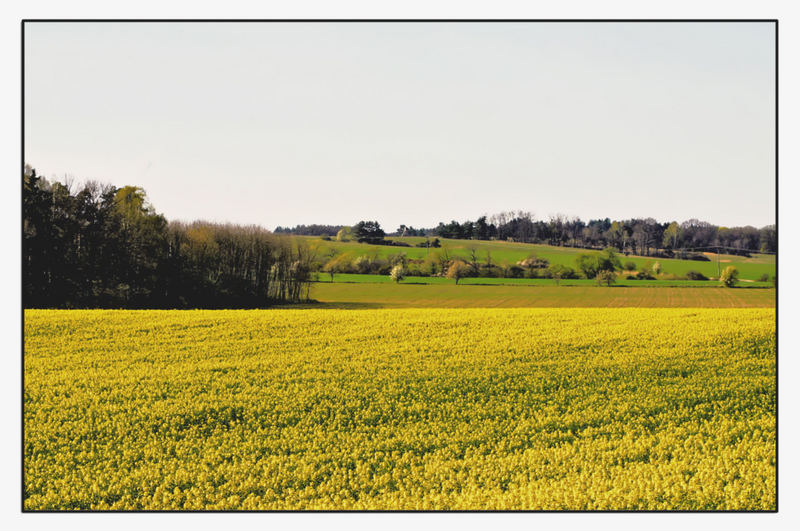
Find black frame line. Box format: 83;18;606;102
20;18;779;514
21;19;778;23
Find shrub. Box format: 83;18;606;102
508;265;525;278
388;253;407;267
686;270;708;281
446;260;470;284
652;262;662;275
676;251;711;262
720;266;739;288
523;268;540;279
479;265;501;278
374;261;392;275
624;261;636;271
576;254;599;279
405;262;423;277
758;273;769;282
517;255;549;269
598;248;622;273
415;238;441;248
651;250;674;259
548;264;576;285
336;227;351;242
597;270;617;287
353;255;372;274
390;265;405;283
421;258;439;276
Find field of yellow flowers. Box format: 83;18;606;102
24;308;775;510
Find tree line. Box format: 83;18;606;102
277;213;775;257
274;224;346;236
23;166;314;308
426;213;775;257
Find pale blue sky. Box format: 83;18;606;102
24;22;775;230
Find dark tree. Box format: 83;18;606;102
23;167;312;308
759;225;776;253
353;221;386;244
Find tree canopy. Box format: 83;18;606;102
353;221;385;244
23;167;313;308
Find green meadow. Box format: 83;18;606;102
306;282;775;309
301;236;775;281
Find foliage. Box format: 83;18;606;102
597;248;622;273
674;251;711;262
652;262;662;275
274;224;346;236
322;253;353;281
636;269;655;280
446;260;470;284
575;254;599;279
508;264;525;278
390;265;405;283
517;254;550;269
575;248;619;280
426;212;775;256
310;237;774;282
624;261;637;272
395;224;427;237
24;308;776;510
353;221;386;244
415;238;441;248
547;264;576;285
22;168;312;308
336;227;352;242
389;253;407;268
662;222;681;249
596;270;617;287
686;270;709;281
720;266;740;288
477;265;501;278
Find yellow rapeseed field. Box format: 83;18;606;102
24;308;775;510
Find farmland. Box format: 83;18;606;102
302;236;776;281
308;283;775;309
24;308;775;510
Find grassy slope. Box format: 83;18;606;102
307;283;775;309
300;236;775;281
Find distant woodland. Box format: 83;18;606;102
278;213;776;257
23;167;776;308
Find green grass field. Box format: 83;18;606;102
306;283;775;309
301;236;775;281
314;273;773;288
